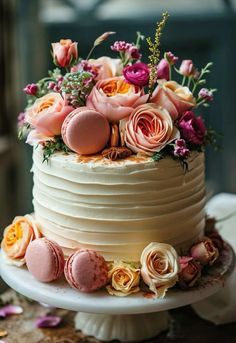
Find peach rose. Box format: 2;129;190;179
141;242;179;298
86;76;148;123
151;80;196;120
1;215;41;266
89;57;122;80
106;262;140;297
125;103;180;156
25;93;74;136
52;39;78;68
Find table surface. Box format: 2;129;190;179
0;289;235;343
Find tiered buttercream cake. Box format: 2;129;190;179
32;147;205;261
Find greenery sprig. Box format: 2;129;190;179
40;136;72;163
147;11;169;98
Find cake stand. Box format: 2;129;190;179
0;243;235;342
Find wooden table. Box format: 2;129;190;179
0;289;235;343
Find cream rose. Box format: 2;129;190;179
89;56;122;80
125;103;180;156
151;80;196;120
1;215;41;266
25;92;74;137
140;242;179;298
106;262;140;297
86;76;148;123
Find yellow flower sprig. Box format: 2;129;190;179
147;11;169;97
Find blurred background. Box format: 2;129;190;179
1;0;236;231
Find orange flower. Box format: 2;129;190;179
1;215;41;266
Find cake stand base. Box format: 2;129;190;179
75;311;169;342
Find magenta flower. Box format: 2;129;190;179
36;315;62;328
128;46;142;60
179;60;195;77
165;51;178;65
174;139;190;158
123;62;149;86
199;88;214;101
156;59;170;80
178;111;207;146
23;83;38;96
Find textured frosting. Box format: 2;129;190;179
32;147;206;261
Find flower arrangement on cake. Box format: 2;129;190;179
1;12;225;299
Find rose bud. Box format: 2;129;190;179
179;59;195;77
156;58;170;80
23;83;38;96
198;88;214;101
123;62;149;87
165;51;178;65
190;237;219;266
178;256;202;289
52;39;78;68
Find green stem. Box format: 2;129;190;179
181;76;186;86
86;45;96;60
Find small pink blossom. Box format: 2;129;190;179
199;88;214;101
174;139;190;158
23;83;38;96
178;111;207;146
111;41;133;52
179;60;195;77
128;46;142;60
36;315;61;328
156;59;170;80
18;112;25;128
165;51;178;65
178;256;202;289
123;62;149;86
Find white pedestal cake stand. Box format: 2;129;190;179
0;244;235;342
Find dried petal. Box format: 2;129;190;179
0;305;23;318
94;32;116;47
36;316;62;328
0;329;8;338
102;147;132;161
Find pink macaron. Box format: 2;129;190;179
25;238;65;282
64;249;108;292
61;106;110;155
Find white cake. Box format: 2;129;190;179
32;147;205;261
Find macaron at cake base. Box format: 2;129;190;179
25;238;65;282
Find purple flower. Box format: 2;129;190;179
0;305;23;318
123;62;150;87
156;59;170;80
179;60;195;77
111;41;133;52
165;51;178;65
199;88;214;101
23;83;38;96
174;139;190;158
178;111;207;146
36;315;62;328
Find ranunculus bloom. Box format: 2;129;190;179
151;80;196;120
179;59;195;77
178;256;202;289
106;262;140;297
88;56;122;80
140;242;179;298
86;76;148;123
123;62;149;86
125;103;180;156
191;237;219;266
156;59;170;80
178;111;207;146
1;215;41;266
25;93;74;136
52;39;78;68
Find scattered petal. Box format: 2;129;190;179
0;305;23;318
36;316;62;328
0;329;8;338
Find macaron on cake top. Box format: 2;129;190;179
61;106;110;155
64;249;109;292
25;238;65;282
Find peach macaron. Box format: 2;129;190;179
61;107;110;155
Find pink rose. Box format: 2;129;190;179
123;62;150;86
191;237;219;266
178;111;207;145
88;56;122;80
179;59;195;77
125;103;180;156
86;76;148;123
151;80;196;120
156;59;170;80
178;256;202;289
52;39;78;68
25;93;74;136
